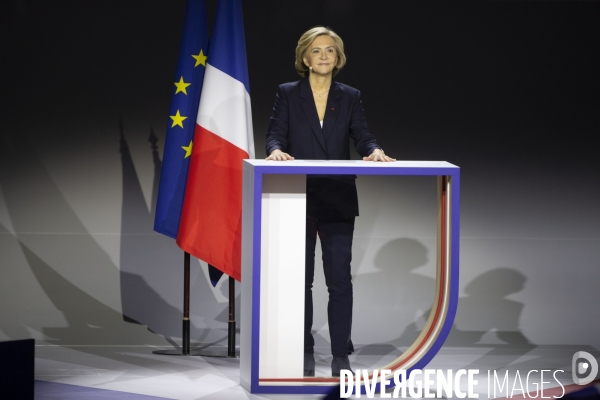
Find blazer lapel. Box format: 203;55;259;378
322;81;341;142
299;78;328;154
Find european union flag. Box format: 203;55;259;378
155;0;224;286
154;0;208;239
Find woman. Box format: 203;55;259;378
265;26;395;377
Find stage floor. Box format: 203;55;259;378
34;344;586;399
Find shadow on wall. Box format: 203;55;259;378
0;131;161;347
118;120;182;337
440;268;596;372
0;122;232;349
351;238;435;357
118;119;233;346
7;234;209;371
341;233;598;373
448;268;530;346
353;242;536;367
349;237;540;370
396;267;536;369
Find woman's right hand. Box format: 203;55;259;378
266;149;295;161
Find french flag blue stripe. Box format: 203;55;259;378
206;0;250;94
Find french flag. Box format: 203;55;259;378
176;0;254;282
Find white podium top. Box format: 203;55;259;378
245;159;457;168
243;159;459;176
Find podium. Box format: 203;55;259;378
240;160;460;395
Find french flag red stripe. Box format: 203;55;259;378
177;125;248;281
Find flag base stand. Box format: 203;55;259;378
152;349;239;357
152;253;239;358
152;320;239;357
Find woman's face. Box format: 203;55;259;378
303;35;338;77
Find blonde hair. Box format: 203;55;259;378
295;26;346;77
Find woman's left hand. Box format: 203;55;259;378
363;148;396;162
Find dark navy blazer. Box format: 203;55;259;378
266;78;381;218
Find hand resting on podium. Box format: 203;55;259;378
362;148;396;162
265;149;295;161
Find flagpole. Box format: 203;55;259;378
152;252;238;357
182;251;191;355
153;252;194;356
228;276;236;357
189;274;238;357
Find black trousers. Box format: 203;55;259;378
304;215;355;357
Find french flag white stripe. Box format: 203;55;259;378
196;64;255;158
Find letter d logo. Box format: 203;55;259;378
572;351;598;385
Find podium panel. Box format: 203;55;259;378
240;160;460;395
259;174;306;378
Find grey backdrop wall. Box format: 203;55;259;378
1;0;599;365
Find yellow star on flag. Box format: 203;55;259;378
174;76;191;95
170;110;187;128
182;141;193;158
192;49;207;67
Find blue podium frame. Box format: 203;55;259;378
240;160;460;395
